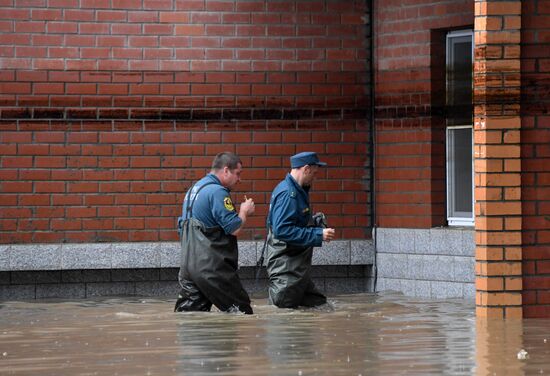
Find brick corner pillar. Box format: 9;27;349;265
474;0;522;319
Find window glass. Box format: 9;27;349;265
447;35;473;126
448;127;473;216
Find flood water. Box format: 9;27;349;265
0;293;549;375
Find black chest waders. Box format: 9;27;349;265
264;213;328;308
175;182;253;314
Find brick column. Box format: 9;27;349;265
474;0;522;318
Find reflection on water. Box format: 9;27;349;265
0;293;549;375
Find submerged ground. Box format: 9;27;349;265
0;292;548;375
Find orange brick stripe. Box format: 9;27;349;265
474;0;522;319
521;0;550;317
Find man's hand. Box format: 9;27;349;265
322;228;335;242
240;195;255;216
233;196;255;236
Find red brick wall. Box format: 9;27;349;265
0;0;371;243
521;0;550;318
374;0;473;228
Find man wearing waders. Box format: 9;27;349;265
266;152;336;308
175;152;255;314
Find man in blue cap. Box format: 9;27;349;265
266;151;336;308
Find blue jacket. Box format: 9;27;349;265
268;174;323;247
178;174;241;235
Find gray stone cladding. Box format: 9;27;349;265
1;240;373;271
0;240;374;300
375;227;475;300
0;266;372;300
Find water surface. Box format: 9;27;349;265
1;293;549;375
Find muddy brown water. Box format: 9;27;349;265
0;293;549;375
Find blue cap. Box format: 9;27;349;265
290;152;327;168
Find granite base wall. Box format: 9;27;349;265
0;265;373;301
375;227;475;300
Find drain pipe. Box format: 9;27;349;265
368;0;378;293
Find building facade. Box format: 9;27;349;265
0;0;548;318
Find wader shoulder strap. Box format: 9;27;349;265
254;219;270;280
185;181;217;217
178;181;216;237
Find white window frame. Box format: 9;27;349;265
446;30;474;227
446;126;474;226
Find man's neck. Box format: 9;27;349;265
209;171;224;185
290;169;304;187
